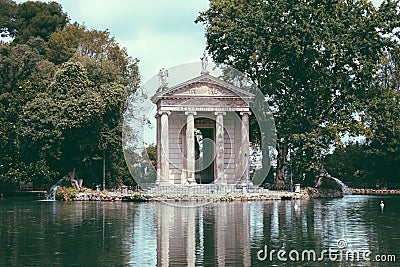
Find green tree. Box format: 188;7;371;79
46;23;85;65
0;0;16;38
19;62;105;186
97;82;133;187
197;0;397;185
362;51;400;182
47;25;140;187
325;144;370;183
47;24;140;92
0;37;55;188
0;1;140;191
1;0;68;43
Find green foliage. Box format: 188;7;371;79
2;0;68;43
19;62;104;179
325;145;370;182
0;36;56;189
197;0;400;185
47;24;140;92
0;1;140;192
55;186;80;201
146;144;157;167
327;44;400;185
0;0;16;38
0;160;58;190
46;23;85;64
325;140;399;184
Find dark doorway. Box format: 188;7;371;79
195;128;214;184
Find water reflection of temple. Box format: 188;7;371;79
126;198;382;266
155;203;252;266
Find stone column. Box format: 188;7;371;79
159;110;171;184
215;203;227;266
242;203;251;266
186;207;196;266
155;114;161;183
215;111;226;184
157;204;171;266
240;111;251;184
185;111;197;184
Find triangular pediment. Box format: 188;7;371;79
171;83;237;97
151;74;254;103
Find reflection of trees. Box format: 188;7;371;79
0;202;132;266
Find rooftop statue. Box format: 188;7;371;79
200;51;209;75
158;68;168;90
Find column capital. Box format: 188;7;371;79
214;111;226;116
184;111;197;116
158;110;171;116
240;111;252;116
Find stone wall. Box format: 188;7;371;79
168;113;185;184
223;114;236;183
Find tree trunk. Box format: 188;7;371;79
276;142;288;187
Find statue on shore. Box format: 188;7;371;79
63;168;83;189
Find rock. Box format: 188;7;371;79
305;187;343;199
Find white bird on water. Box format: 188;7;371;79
380;200;385;211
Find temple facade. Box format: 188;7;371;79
151;69;254;186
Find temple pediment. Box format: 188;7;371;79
174;84;228;96
151;74;254;103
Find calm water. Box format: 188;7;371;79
0;195;399;266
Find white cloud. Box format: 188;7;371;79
14;0;385;82
55;0;209;81
15;0;209;81
121;28;206;82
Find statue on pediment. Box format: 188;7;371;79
200;51;209;75
158;68;168;90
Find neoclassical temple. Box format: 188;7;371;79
151;65;254;186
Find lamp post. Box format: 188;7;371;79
289;148;293;192
103;150;106;191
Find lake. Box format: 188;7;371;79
0;195;399;266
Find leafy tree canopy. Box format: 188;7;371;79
197;0;400;184
47;24;140;92
0;0;68;43
0;1;140;191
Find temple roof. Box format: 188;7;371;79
151;73;254;104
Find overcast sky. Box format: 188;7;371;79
16;0;384;82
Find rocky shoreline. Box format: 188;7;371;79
58;188;307;202
304;187;344;199
53;186;353;202
37;186;400;202
350;188;400;195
